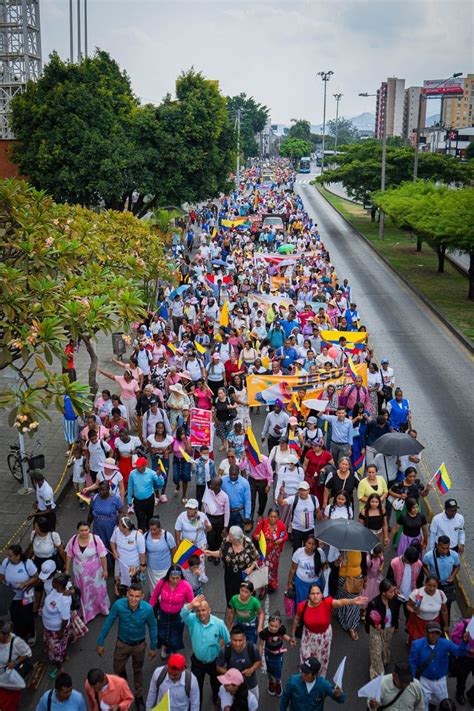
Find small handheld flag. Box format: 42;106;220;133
165;342;176;359
245;425;262;466
346;356;358;382
156;458;167;477
257;530;267;562
76;491;92;506
173;539;204;569
152;690;170;711
194;340;206;356
178;446;193;464
434;463;452;494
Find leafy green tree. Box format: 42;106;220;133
374;182;474;299
227;93;269;158
288;119;312;143
0;179;172;429
327;117;359;145
279;137;312;164
464;141;474;161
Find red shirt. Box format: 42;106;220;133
297;596;334;634
304;449;333;503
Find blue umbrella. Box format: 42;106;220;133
212;259;229;268
168;284;191;300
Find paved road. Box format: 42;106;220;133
298;172;474;589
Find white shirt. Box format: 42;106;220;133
428;511;466;550
115;436;141;458
399;563;413;602
110;528;145;568
42;589;71;631
96;469;124;499
0;635;32;666
286;494;319;532
408;587;447;620
381;366;395;387
136;348;152;376
30;530;61;559
174;512;210;549
292;547;326;582
218;686;258;711
86;440;112;471
275;465;304;498
146;667;200;711
218;457;241;477
0;558;37;600
36;480;56;511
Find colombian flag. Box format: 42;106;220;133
173;539;204;569
353;454;365;477
346;356;358;382
245;425;262;466
152;690;170;711
219;300;230;327
76;492;92;506
156;458;167;477
165;342;176;359
435;463;452;494
320;330;368;352
178;446;193;464
257;530;267;562
194;340;207;356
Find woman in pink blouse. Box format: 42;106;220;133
97;367;140;430
149;565;193;656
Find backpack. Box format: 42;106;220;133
153;667;192;707
145;530;171;551
224;641;257;666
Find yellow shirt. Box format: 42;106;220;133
357;475;388;503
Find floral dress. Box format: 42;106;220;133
221;537;259;604
253;518;288;591
65;533;110;623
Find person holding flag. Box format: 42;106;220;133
253;508;288;592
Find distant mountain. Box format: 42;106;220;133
272;112;375;136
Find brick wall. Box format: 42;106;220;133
0;140;23;178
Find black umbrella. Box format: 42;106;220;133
373;432;424;457
314;519;379;552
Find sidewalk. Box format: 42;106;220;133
0;332;119;551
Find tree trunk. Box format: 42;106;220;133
468;251;474;302
416;236;423;252
80;333;99;395
437;243;446;274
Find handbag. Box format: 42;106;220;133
387;495;405;511
245;564;268;590
0;667;26;689
343;576;364;594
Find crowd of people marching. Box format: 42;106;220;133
0;161;471;711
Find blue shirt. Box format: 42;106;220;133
280;673;345;711
127;467;164;505
423;550;460;583
180;605;230;662
320;415;353;445
220;475;251;519
409;637;467;680
97;598;158;649
36;689;87;711
279;346;298;370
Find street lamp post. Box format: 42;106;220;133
317;71;334;173
359;91;386;238
333;93;343;158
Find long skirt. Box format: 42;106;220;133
157;610;185;652
267;544;283;591
118;456;134;490
44;623;72;664
0;688;21;711
300;625;333;677
397;532;422;557
369;626;394;679
147;566;168;596
336;577;361;631
122;396;137;431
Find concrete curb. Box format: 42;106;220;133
316;185;474;356
315;183;474;614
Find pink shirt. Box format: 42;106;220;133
149;578;193;614
114;376;140;401
248;455;273;484
203;489;230;527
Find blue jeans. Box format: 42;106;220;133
173;458;191;485
265;652;284;681
239;618;258;644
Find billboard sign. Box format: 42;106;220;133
423;78;464;96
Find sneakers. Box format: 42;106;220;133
268;679;276;696
160;494;168;502
275;681;282;696
182;498;188;504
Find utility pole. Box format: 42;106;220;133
317;70;334;173
69;0;74;61
235;108;241;189
77;0;81;62
84;0;88;57
333;93;343;157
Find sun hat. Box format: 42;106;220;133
169;383;184;394
103;457;119;471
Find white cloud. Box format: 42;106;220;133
40;0;473;123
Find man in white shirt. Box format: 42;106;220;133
146;653;199;711
428;499;466;554
30;470;57;531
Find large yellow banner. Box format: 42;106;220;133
246;363;367;407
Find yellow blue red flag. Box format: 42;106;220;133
245;425;262;466
173;539;204;569
435;463;452;494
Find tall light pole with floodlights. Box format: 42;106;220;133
333;93;343;157
359;91;386;238
317;70;333;173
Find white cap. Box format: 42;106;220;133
185;499;199;509
298;481;310;490
39;559;57;580
288;454;300;464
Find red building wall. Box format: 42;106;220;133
0;140;23;178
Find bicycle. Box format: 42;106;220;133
7;440;44;483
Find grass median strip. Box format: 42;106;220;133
316;185;474;343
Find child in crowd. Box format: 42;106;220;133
182;555;205;596
258;610;291;697
69;442;86;510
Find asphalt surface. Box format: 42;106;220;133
22;177;468;710
298;171;474;589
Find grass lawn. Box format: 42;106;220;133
316;185;474;343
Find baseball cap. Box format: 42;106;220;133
168;653;186;671
300;657;321;674
217;668;244;686
39;559;57;581
185;499;199;509
288;454;300;464
381;358;389;364
445;499;458;509
298;481;310;490
307;416;318;424
135;457;148;468
426;622;442;633
149;397;158;405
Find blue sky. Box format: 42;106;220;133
41;0;472;124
